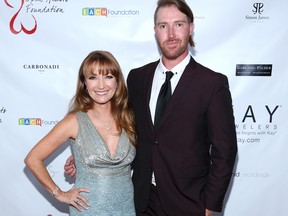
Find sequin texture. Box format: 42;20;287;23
70;112;136;216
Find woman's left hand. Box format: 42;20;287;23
55;186;90;211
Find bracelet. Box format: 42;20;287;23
52;186;59;197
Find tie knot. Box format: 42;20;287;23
165;71;174;81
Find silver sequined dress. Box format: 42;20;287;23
69;112;136;216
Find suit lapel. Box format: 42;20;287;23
156;57;197;130
144;61;159;132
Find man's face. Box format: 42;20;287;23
154;5;193;61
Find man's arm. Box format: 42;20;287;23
205;74;237;211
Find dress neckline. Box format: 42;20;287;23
83;112;122;158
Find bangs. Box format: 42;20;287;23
83;56;118;77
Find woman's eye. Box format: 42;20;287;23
106;75;114;79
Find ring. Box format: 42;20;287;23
75;198;80;203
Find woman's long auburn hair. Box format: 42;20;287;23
68;50;136;146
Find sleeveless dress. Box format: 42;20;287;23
69;112;136;216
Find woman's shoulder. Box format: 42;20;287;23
65;111;87;120
57;112;79;131
57;112;79;139
64;112;79;122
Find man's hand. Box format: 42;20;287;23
64;155;76;177
206;209;213;216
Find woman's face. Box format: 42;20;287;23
84;68;117;106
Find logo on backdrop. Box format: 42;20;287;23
4;0;68;35
82;7;140;17
236;64;272;76
245;3;270;22
23;64;60;73
235;104;281;145
232;170;270;178
253;3;264;14
18;118;59;126
0;106;7;124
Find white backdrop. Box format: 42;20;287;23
1;0;287;215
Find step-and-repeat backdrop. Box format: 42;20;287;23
1;0;287;215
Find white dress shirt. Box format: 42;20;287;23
149;54;191;185
149;54;191;123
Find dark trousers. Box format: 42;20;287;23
136;185;168;216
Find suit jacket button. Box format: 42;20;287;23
154;141;159;146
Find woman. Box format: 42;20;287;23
24;50;137;215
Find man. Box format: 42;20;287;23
65;0;237;215
127;0;237;215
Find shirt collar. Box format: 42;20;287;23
159;54;191;75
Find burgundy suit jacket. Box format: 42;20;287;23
127;57;237;216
